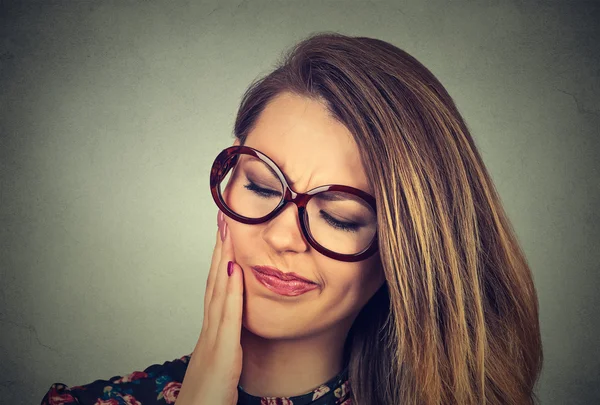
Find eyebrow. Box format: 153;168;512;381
314;192;356;202
246;155;373;203
313;191;374;211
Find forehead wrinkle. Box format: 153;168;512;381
253;144;373;195
277;159;316;193
280;158;368;196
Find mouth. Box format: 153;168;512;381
251;265;318;297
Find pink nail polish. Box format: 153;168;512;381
227;261;234;277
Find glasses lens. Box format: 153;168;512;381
219;153;284;219
305;191;377;255
216;152;377;256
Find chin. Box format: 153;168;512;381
241;296;345;344
241;298;302;340
241;318;287;340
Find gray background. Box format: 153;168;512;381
1;1;598;404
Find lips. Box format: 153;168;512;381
251;265;318;297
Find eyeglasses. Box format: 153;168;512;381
209;146;378;262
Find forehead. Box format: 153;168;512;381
243;92;372;195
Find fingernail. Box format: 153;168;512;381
227;261;234;277
220;220;227;242
217;210;224;227
221;221;229;242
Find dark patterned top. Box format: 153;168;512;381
40;354;352;405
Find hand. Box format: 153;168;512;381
176;211;244;405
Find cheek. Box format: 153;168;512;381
321;258;384;311
327;253;382;287
226;220;260;261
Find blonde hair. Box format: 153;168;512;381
233;32;543;405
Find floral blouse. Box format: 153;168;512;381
41;354;352;405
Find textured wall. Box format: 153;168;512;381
1;1;598;404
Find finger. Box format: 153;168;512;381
202;213;224;332
206;216;236;342
216;260;244;351
204;228;222;314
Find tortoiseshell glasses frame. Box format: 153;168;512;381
209;145;379;262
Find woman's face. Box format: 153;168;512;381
226;92;384;340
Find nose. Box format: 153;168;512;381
261;202;310;255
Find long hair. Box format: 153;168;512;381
232;32;543;405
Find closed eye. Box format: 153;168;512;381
319;210;361;232
244;181;281;198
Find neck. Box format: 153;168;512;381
238;326;350;398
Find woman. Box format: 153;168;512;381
42;33;543;405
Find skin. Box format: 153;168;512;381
232;92;384;397
176;92;384;404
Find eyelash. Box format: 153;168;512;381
244;181;281;198
244;181;360;232
319;210;360;232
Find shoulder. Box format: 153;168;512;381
40;354;192;405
